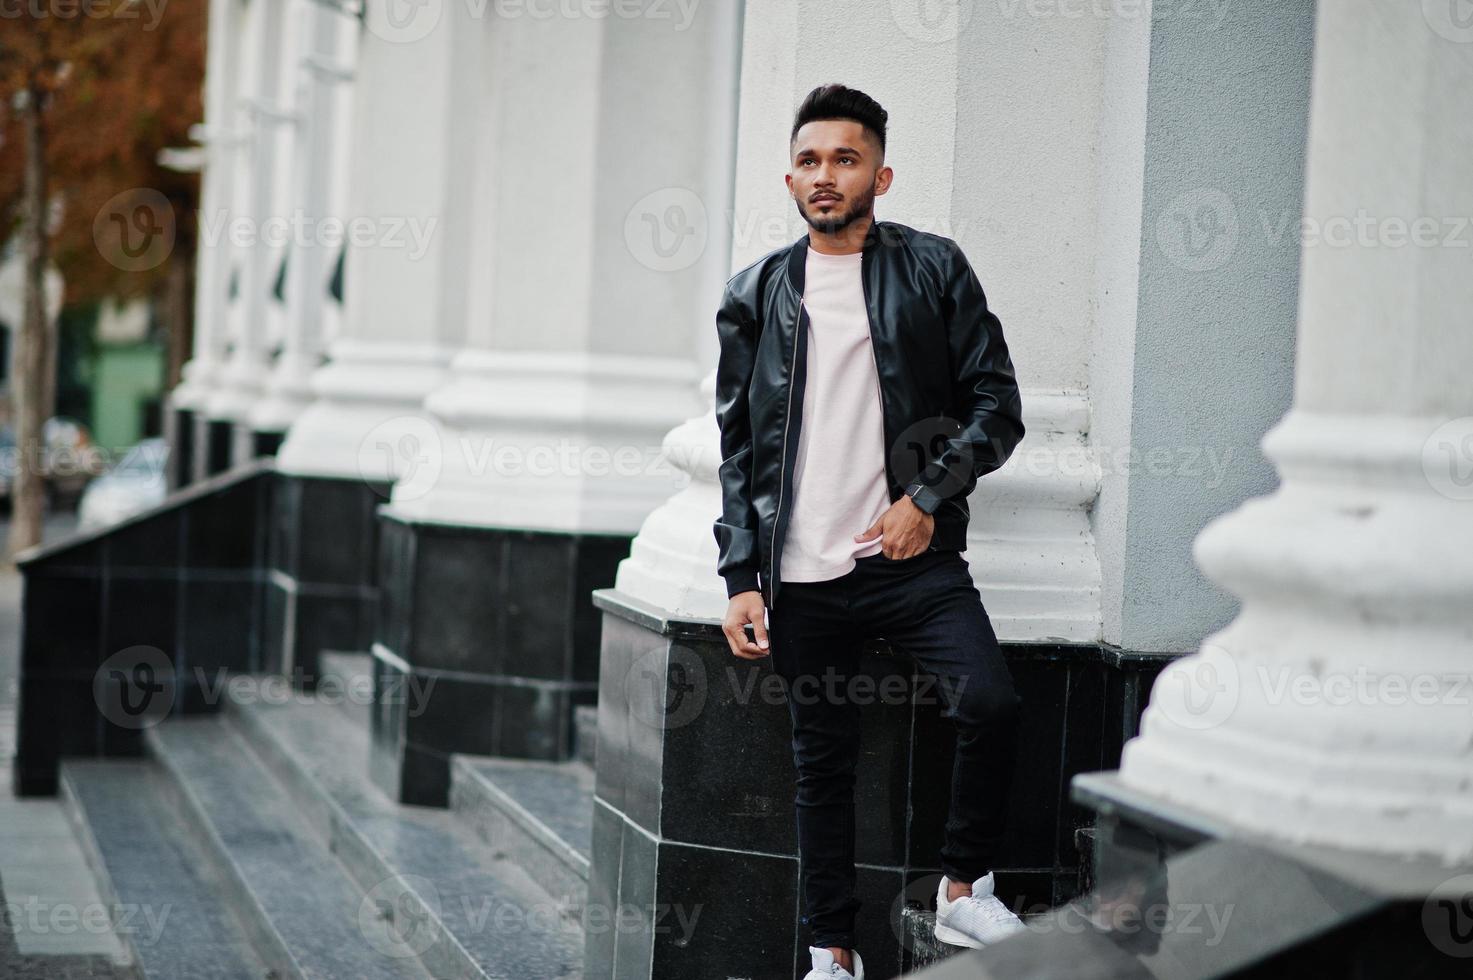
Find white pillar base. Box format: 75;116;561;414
378;349;700;534
249;350;324;435
613;378;1107;629
967;390;1102;644
170;356;221;413
612;372;727;621
202;349;272;424
274;338;456;482
1119;409;1473;865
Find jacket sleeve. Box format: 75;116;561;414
903;241;1026;515
712;281;763;598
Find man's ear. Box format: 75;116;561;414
875;165;893;196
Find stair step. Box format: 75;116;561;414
318;652;374;730
901;907;963;970
902;902;1056;972
146;717;432;980
573;704;597;768
227;692;584;980
449;754;593;914
59;759;268;980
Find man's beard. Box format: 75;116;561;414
796;187;875;235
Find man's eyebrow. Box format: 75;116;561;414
794;145;866;157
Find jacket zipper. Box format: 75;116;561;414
770;292;806;608
864;292;894;499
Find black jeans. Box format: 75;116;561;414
768;548;1021;951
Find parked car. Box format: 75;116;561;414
77;437;169;531
0;416;107;511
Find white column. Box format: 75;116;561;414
1119;1;1473;863
381;4;732;532
951;4;1127;643
204;0;292;464
274;0;482;481
249;0;357;436
170;0;243;419
619;0;1112;626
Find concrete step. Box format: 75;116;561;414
145;717;433;980
59;758;268;980
902;896;1055;972
901;907;962;971
448;754;594;919
227;692;584;980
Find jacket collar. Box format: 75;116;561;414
784;219;890;298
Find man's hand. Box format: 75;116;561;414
855;496;935;559
724;591;770;659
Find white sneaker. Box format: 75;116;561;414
933;871;1028;948
803;944;864;979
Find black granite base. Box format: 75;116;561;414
166;405;195;492
584;588;1171;980
942;771;1473;979
264;473;389;684
252;428;284;458
368;513;630;806
12;461;275;796
192;414;233;481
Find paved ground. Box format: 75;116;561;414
0;510;134;977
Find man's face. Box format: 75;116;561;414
787;119;891;235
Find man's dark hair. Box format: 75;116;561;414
790;83;888;157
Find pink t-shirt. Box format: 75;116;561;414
779;247;892;582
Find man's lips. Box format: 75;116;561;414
811;195;841;205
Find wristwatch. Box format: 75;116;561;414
903;481;943;515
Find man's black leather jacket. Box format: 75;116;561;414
712;219;1025;611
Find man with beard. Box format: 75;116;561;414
712;83;1029;979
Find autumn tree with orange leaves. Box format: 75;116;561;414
0;0;204;557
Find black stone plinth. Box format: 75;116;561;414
924;771;1473;978
193;414;233;481
12;461;275;796
368;512;629;806
583;588;1171;980
166;405;195;492
264;473;389;685
252;428;285;459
